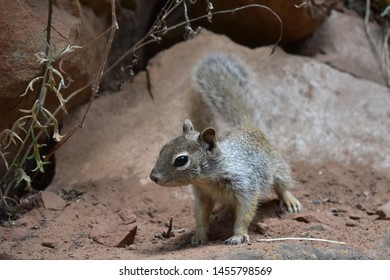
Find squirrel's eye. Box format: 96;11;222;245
174;155;189;168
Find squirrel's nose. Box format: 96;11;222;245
149;170;159;183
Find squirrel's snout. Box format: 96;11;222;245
149;169;159;183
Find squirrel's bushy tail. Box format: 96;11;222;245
193;53;255;127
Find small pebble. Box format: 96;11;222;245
349;215;361;220
256;222;269;234
345;221;358;227
41;241;56;249
376;201;390;220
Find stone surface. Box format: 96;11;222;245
50;29;390;190
88;212;137;247
41;240;56;249
0;0;155;180
275;244;367;260
0;0;105;126
293;214;321;224
255;222;269;234
0;0;105;179
41;191;66;211
294;10;386;85
381;234;390;256
186;0;336;47
224;243;377;259
118;209;137;225
376;202;390;220
116;225;138;248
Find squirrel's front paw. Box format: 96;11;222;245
191;231;208;246
224;234;249;245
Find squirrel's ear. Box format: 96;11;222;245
200;127;217;150
183;119;194;134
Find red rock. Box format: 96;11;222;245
116;225;138;248
41;191;66;211
256;222;269;234
295;11;386;86
293;214;320;224
187;0;335;47
0;0;105;130
376;202;390;220
41;240;56;249
89;212;138;247
118;209;137;224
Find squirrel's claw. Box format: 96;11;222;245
224;234;249;245
191;232;208;246
279;192;303;213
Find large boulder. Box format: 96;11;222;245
0;0;105;132
293;10;387;86
144;0;336;66
49;29;390;190
186;0;337;47
0;0;105;181
0;0;156;186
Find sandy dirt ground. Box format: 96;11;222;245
1;160;389;259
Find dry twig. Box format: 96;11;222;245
257;237;346;245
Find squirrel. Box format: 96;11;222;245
150;53;302;246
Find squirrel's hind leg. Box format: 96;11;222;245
274;182;303;213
